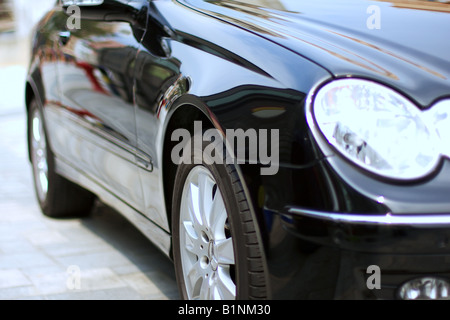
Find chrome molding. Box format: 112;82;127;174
288;207;450;226
62;106;154;171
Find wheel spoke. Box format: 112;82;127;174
38;171;49;194
197;171;215;228
199;275;211;300
211;284;222;300
215;238;235;265
188;182;203;227
183;221;198;242
183;221;198;255
215;267;236;300
208;190;227;239
32;117;42;142
186;261;203;299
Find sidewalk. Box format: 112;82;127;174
0;35;179;300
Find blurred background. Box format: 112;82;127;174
0;0;54;115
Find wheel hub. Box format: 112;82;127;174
208;240;219;271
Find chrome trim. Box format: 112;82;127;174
288;207;450;226
305;77;336;159
62;107;154;171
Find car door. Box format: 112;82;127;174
47;0;149;210
133;4;181;231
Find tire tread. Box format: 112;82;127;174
227;164;268;300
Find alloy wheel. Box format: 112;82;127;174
179;165;236;300
30;108;49;203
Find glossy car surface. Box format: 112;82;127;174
26;0;450;299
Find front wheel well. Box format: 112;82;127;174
162;104;214;233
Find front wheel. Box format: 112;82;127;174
172;138;268;300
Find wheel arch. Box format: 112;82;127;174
161;95;272;297
160;94;263;232
161;98;215;234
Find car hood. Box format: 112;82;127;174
181;0;450;107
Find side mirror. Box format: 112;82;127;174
62;0;143;25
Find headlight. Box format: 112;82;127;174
310;78;440;180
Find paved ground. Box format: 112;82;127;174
0;34;179;300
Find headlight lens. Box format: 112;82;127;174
312;79;440;180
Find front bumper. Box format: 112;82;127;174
262;155;450;299
266;206;450;299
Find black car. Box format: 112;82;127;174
26;0;450;300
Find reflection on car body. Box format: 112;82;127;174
26;0;450;300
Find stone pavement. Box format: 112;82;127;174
0;35;179;300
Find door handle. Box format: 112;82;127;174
58;31;72;46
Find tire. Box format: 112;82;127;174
172;135;268;300
28;99;95;218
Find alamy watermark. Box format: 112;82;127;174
367;5;381;30
66;265;82;290
66;5;81;30
59;0;82;30
63;3;382;32
171;121;280;176
367;265;381;290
